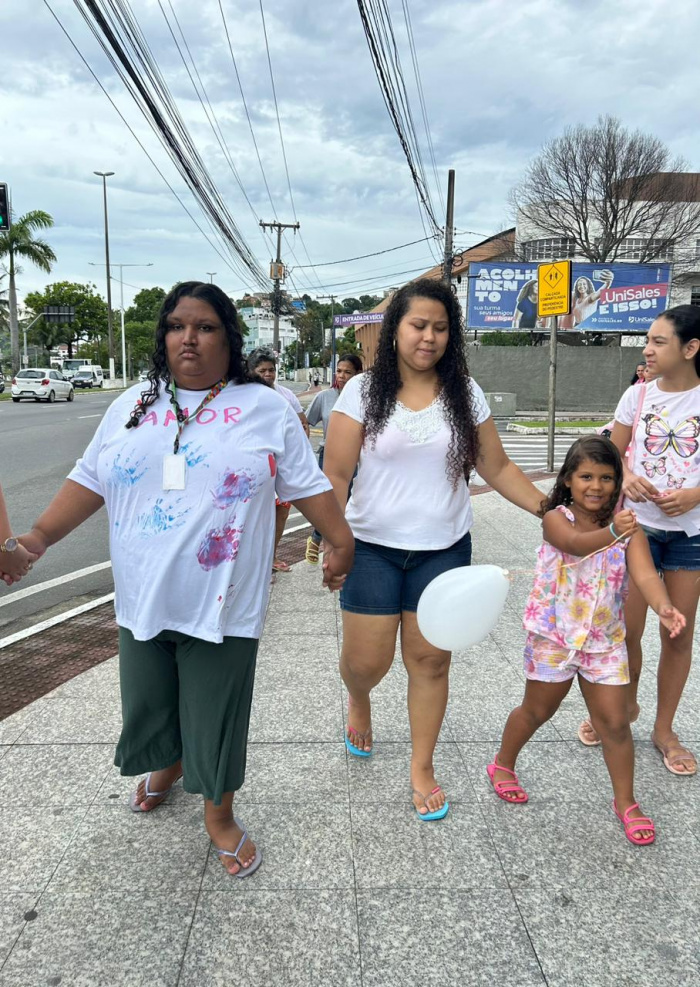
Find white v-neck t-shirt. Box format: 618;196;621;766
332;372;491;550
69;381;330;642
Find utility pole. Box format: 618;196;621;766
90;261;153;387
94;171;115;382
259;219;299;353
442;169;455;284
317;294;337;381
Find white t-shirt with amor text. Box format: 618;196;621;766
616;379;700;533
332;373;491;550
69;381;330;643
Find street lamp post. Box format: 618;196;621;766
94;171;115;382
206;272;216;283
89;261;153;387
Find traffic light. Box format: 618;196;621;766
0;185;9;232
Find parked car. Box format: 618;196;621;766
11;368;75;403
138;370;149;382
0;372;5;395
72;370;99;389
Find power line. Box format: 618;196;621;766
69;0;269;290
258;0;325;292
43;0;261;290
293;235;440;269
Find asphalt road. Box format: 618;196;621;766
0;386;316;638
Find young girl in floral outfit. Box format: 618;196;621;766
487;436;685;846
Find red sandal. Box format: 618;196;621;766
613;800;655;846
486;757;528;804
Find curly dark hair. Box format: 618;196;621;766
125;281;259;428
363;278;479;485
539;436;622;526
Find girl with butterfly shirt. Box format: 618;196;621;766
578;306;700;776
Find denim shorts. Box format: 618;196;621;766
642;525;700;572
340;532;472;616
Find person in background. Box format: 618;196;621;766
305;353;363;564
631;362;646;386
18;282;354;878
248;348;310;573
324;278;545;821
577;306;700;776
0;486;37;585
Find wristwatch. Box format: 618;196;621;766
0;537;18;553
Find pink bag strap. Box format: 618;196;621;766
626;383;646;469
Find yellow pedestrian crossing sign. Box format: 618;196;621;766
537;260;572;318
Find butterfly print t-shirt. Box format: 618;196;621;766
616;380;700;533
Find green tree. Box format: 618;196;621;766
23;282;108;360
124;286;166;324
124;320;157;371
0;210;56;372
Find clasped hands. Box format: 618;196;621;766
623;473;699;518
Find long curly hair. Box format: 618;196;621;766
125;281;258;428
538;436;622;526
363;278;479;485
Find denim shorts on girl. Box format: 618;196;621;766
339;532;472;616
642;526;700;572
524;632;630;686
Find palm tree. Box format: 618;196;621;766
0;211;56;372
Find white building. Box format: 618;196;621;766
238;308;297;356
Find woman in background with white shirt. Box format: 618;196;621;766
324;278;545;820
578;306;700;774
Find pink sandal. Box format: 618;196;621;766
486;757;528;804
613;800;655;846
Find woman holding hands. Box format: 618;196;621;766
324;278;545;820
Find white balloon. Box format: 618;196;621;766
417;564;511;652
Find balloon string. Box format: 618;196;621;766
503;531;628;582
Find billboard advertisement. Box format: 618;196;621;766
467;262;671;331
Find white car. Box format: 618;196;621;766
11;368;75;403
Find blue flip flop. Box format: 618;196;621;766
345;725;372;758
215;819;262;879
414;787;450;822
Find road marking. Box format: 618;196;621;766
0;561;113;608
0;593;115;650
78;414;101;419
283;521;311;534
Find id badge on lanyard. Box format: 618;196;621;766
163;377;227;491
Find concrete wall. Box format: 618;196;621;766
467;345;645;413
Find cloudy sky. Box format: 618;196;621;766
2;0;700;309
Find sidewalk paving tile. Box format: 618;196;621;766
248;680;343;743
236;742;348;804
46;805;210;893
0;895;39;967
0;890;195;987
178;890;360;987
515;888;700;987
481;798;700;891
356;889;545;987
350;802;508;890
0;743;114;806
0;806;88;893
201;803;354;891
17;696;124;744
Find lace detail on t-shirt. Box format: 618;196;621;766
392;398;445;444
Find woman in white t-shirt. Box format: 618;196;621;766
578;306;700;775
324;278;546;821
248;349;310;573
17;283;354;877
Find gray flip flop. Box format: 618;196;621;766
129;772;180;812
215;819;263;879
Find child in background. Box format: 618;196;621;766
487;436;685;846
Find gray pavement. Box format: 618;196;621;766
1;483;699;985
